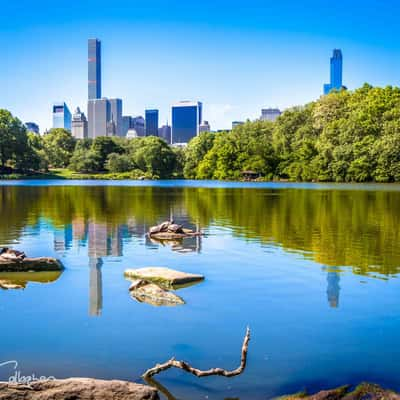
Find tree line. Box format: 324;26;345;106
1;83;400;182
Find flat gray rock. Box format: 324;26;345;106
124;267;204;289
0;378;159;400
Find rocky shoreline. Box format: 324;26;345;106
0;380;398;399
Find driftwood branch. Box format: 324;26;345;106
142;327;250;379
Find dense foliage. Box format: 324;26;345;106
2;84;400;181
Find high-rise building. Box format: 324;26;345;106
145;109;159;136
199;120;211;133
109;98;123;136
323;49;343;95
71;107;88;139
25;122;39;134
87;98;110;138
261;108;281;122
171;101;202;145
52;102;72;130
158;124;172;144
88;39;101;100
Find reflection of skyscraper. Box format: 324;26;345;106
327;272;340;308
89;258;103;316
53;224;73;252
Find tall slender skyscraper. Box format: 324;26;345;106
88;39;101;100
323;49;343;95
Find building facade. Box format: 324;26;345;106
158;124;172;144
52;102;72;130
87;98;110;138
324;49;343;95
171;101;202;144
145;109;159;136
25;122;40;134
261;108;281;122
71;107;88;139
88;39;101;100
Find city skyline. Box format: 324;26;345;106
1;1;400;131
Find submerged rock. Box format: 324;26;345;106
0;378;159;399
279;383;400;400
124;267;204;289
129;281;185;307
0;257;63;272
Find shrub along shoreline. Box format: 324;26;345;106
2;84;400;182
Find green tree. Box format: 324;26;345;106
43;128;76;168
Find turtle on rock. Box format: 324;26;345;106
0;248;26;260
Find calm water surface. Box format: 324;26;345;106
0;180;399;399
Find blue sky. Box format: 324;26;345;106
1;0;400;131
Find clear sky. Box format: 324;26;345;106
1;0;400;131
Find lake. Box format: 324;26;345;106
0;180;399;399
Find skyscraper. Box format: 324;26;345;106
323;49;343;95
145;109;159;136
52;102;71;130
109;98;123;136
71;107;88;139
88;39;101;100
171;101;202;144
87;98;110;138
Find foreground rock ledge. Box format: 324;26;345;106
0;378;159;400
280;383;400;400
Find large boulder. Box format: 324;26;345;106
124;267;204;289
0;378;159;399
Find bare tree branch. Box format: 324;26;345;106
142;327;251;379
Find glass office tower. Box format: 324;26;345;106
171;101;202;144
52;102;72;130
324;49;343;95
88;39;101;100
145;109;159;136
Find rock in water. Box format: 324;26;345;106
279;383;400;400
125;267;204;289
130;282;185;307
0;378;159;399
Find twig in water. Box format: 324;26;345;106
142;327;251;379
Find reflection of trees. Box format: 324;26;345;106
1;186;400;277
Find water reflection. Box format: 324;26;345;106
326;271;341;308
0;271;62;290
1;185;400;312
